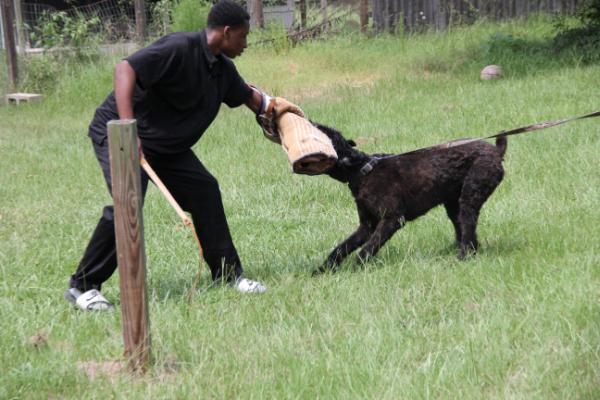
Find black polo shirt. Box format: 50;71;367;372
88;30;253;155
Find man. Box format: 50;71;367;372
65;0;303;311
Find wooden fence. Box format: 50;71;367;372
372;0;582;33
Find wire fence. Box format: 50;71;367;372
1;0;585;50
22;0;136;44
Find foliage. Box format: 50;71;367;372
29;11;101;51
249;21;291;53
171;0;211;32
18;54;63;93
577;0;600;27
481;32;528;65
150;0;174;37
1;18;600;399
553;0;600;63
18;10;102;93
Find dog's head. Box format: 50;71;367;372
313;122;370;182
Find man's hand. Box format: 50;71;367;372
273;97;305;119
137;136;144;160
248;85;305;143
256;97;305;143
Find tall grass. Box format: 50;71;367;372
1;16;599;399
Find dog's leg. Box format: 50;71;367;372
356;216;405;264
444;199;461;246
314;224;371;275
458;159;504;259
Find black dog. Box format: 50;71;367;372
314;123;507;274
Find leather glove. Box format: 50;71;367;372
251;85;305;143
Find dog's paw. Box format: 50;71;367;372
312;266;333;276
458;248;477;260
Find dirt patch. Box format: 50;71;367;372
77;357;182;382
77;360;127;381
292;73;381;102
27;329;49;348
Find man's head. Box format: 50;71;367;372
207;0;250;58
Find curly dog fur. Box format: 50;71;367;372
314;123;507;274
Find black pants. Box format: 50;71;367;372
70;139;243;291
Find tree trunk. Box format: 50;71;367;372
134;0;146;43
1;0;18;90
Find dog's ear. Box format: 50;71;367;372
347;139;357;147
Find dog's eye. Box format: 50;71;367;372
341;157;352;166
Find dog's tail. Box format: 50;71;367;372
495;136;507;159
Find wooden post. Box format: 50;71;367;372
134;0;146;43
320;0;328;31
251;0;264;28
372;0;383;33
12;0;24;52
1;0;18;90
107;119;151;372
299;0;306;28
360;0;369;33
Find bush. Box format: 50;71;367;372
29;11;101;50
19;54;62;93
249;21;291;53
171;0;211;32
553;0;600;63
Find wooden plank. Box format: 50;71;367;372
5;92;42;104
107;119;150;373
1;0;18;90
372;0;382;33
360;0;369;33
402;0;410;33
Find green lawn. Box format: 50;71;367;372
1;17;599;399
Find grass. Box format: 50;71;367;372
1;15;599;399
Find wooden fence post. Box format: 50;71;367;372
250;0;264;28
299;0;307;28
107;119;151;372
12;0;25;52
134;0;146;43
360;0;369;33
1;0;18;90
320;0;328;31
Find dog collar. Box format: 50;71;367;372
360;157;381;175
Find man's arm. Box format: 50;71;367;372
114;60;136;120
245;88;263;115
245;85;306;143
114;60;143;155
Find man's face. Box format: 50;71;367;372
222;23;249;58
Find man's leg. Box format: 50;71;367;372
147;151;264;291
69;140;149;292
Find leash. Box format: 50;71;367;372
360;110;600;175
140;157;205;303
403;110;600;156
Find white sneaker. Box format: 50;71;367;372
232;277;267;294
64;288;114;311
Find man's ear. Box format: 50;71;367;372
347;140;357;147
223;25;231;38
